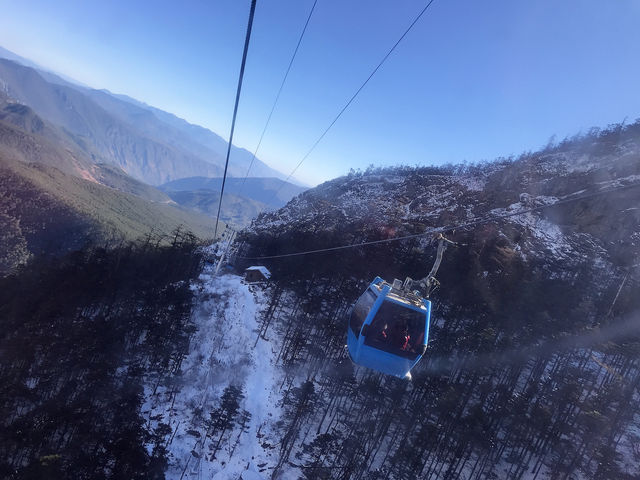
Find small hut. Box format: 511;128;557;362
245;266;271;283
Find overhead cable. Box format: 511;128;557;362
214;0;258;239
239;0;319;195
267;0;438;203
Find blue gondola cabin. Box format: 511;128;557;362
347;277;431;379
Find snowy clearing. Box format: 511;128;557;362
142;265;286;480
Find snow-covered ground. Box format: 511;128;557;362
142;263;290;480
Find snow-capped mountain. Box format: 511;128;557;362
4;121;640;480
196;121;639;479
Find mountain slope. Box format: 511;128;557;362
247;124;640;272
0;99;172;203
0;103;93;178
0;47;292;185
0;88;230;274
228;121;640;479
0;58;225;184
87;88;290;181
0;100;260;229
0;150;220;273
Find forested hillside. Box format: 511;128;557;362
0;152;219;274
2;121;639;480
234;122;640;479
0;233;204;478
0;94;222;274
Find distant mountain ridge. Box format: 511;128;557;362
0;58;223;185
163;190;266;228
161;176;307;208
0;48;292;186
81;86;291;182
110;93;301;183
0;91;168;203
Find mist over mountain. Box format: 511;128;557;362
161;176;307;208
0;50;290;186
163;189;266;229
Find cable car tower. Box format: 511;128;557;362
347;234;456;379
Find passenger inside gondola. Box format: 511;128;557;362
364;301;424;358
389;322;410;351
375;323;389;342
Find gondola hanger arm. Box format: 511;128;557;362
403;233;458;298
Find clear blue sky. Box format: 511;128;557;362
1;0;639;185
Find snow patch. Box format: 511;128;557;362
456;175;486;192
143;264;284;480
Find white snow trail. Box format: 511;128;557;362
143;266;284;480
